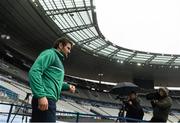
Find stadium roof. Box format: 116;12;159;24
34;0;180;67
0;0;180;87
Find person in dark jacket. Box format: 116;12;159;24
124;91;144;122
150;87;172;122
29;37;76;122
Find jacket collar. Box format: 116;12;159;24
52;48;65;61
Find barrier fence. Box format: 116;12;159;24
0;102;148;123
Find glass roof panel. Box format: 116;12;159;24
135;53;153;58
83;44;95;50
119;50;134;55
62;0;75;8
116;56;129;59
130;59;146;63
88;44;98;49
38;0;48;10
117;52;133;56
174;57;180;61
112;56;127;60
78;28;96;38
54;0;65;8
39;0;54;10
69;31;85;40
78;11;92;24
86;39;104;47
108;45;118;51
98;50;111;56
115;53;130;58
92;39;106;46
150;61;168;64
72;0;91;7
53;15;72;29
151;56;171;64
152;56;173;61
78;29;91;39
88;11;93;22
66;33;79;42
100;46;117;53
172;57;180;65
132;57;148;61
89;27;98;36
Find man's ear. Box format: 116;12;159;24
58;43;63;49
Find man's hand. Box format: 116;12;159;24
151;100;158;107
69;85;76;93
38;97;48;111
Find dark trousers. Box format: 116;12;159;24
31;97;56;122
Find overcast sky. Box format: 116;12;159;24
95;0;180;55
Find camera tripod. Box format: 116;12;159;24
11;93;31;123
116;101;125;122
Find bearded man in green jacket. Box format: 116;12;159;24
29;37;75;122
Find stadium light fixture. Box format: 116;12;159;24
93;54;98;57
1;34;10;40
6;36;10;40
98;73;103;76
1;34;6;39
1;63;9;68
6;52;13;58
98;73;103;84
175;66;179;69
155;86;180;91
137;63;141;66
103;90;108;92
91;88;95;91
23;63;31;68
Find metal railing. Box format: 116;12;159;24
0;102;147;123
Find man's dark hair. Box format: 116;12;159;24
130;91;137;95
53;37;74;49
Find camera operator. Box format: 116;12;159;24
124;91;144;122
150;87;172;122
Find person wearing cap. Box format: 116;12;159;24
124;91;144;122
150;87;172;122
29;37;76;122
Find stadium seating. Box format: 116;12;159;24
1;73;180;122
0;85;18;100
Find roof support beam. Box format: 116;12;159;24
125;52;137;62
145;55;156;64
45;6;93;15
62;24;93;33
108;49;121;58
166;56;177;66
93;44;109;52
78;36;99;45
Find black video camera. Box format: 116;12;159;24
146;92;160;100
122;100;129;104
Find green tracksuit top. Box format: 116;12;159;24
28;48;70;101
